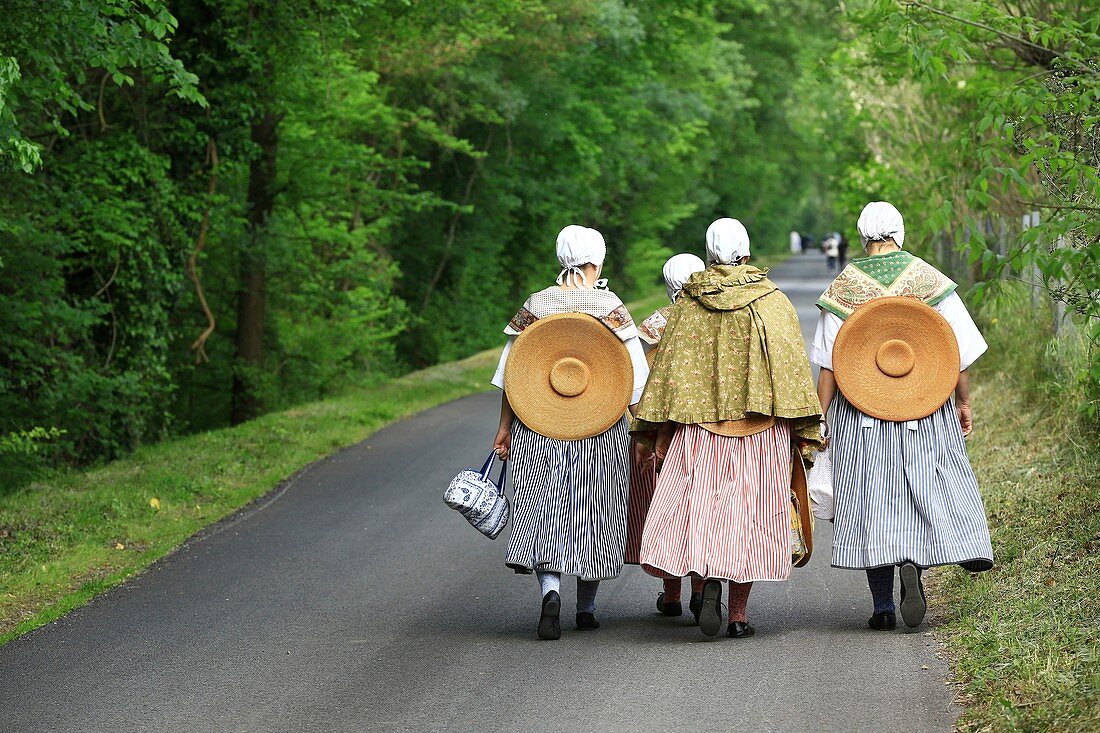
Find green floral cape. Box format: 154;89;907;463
631;265;823;455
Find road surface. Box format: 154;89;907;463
0;250;958;732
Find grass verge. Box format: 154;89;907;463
929;293;1099;732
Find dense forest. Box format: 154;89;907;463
1;0;1096;475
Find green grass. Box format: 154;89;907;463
928;293;1099;732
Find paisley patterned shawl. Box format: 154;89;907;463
504;286;637;342
817;251;957;320
638;305;674;346
630;265;823;453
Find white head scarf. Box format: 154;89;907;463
662;253;706;302
556;225;607;288
705;218;751;264
857;201;905;248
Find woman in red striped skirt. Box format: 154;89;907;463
627;253;706;619
632;218;823;638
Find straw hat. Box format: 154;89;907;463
504;312;632;440
833;296;960;422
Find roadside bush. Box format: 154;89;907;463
972;281;1098;437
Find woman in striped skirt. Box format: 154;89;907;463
632;219;823;638
491;225;649;640
628;253;706;619
812;201;994;631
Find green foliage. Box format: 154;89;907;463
835;0;1099;424
0;427;64;456
0;133;191;466
0;1;203;172
0;427;64;486
0;0;850;475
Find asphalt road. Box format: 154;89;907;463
0;250;958;733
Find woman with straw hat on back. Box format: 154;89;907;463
490;225;649;640
812;201;994;632
627;253;706;619
632;219;824;639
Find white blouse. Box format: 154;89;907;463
491;335;649;406
810;292;988;372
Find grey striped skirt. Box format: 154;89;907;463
505;416;630;581
830;392;994;571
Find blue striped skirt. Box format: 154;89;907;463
830;393;994;571
505;416;630;581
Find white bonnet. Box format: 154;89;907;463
857;201;905;248
662;253;706;302
556;225;607;287
705;218;751;264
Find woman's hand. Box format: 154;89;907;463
957;402;973;437
654;424;674;464
634;441;653;470
493;426;511;461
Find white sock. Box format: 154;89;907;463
537;571;561;598
577;579;600;613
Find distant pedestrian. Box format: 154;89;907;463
629;253;706;619
823;235;840;270
491;225;649;640
632;218;823;638
837;231;849;268
789;230;802;254
812;201;994;632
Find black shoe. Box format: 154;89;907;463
689;592;703;624
899;562;926;628
576;612;600;630
868;611;896;630
537;590;561;640
656;592;683;617
727;621;755;638
698;580;722;637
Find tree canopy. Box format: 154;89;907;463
1;0;1095;475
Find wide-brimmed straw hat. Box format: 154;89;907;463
504;312;632;440
833;296;960;422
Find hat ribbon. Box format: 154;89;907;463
556;266;608;290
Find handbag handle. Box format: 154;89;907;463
479;452;496;479
479;451;508;496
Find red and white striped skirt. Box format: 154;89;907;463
639;422;793;583
623;438;657;565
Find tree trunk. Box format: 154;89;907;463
231;108;280;425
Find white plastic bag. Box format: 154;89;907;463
807;447;834;521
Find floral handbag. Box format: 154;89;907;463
443;452;510;540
